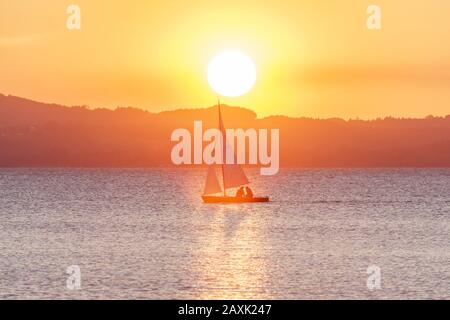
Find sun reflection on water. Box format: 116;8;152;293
189;204;271;299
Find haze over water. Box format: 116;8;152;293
0;168;449;299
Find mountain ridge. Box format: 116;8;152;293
1;93;450;167
4;93;449;122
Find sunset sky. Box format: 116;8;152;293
1;0;449;119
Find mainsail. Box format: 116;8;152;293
203;102;249;195
218;104;249;190
222;163;249;189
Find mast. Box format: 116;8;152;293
218;98;226;197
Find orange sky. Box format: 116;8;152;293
1;0;449;119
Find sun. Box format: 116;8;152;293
207;50;257;98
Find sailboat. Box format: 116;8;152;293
201;102;269;203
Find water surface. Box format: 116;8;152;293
0;168;449;299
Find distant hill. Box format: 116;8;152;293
1;93;450;167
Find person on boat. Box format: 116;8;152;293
244;186;254;198
236;186;245;198
236;186;253;198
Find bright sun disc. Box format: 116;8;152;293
207;50;256;97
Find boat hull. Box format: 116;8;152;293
202;196;269;203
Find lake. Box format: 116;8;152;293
0;168;449;299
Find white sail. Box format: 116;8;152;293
203;166;222;195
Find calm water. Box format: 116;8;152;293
0;168;449;299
